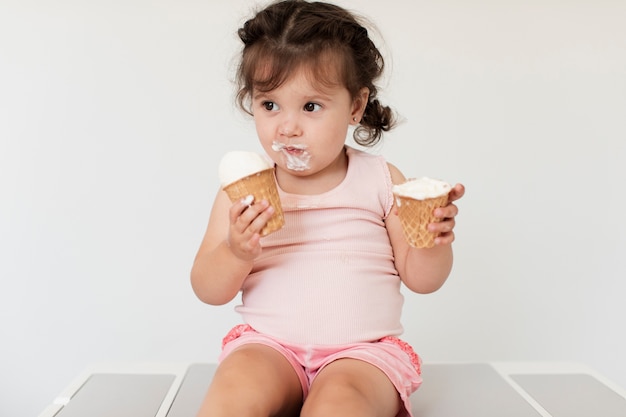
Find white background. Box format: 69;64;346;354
1;1;625;416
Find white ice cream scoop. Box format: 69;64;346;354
218;151;273;187
392;177;451;200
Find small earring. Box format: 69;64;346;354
353;117;358;122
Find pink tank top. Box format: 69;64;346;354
235;147;404;345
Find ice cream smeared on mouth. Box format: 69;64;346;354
272;141;311;171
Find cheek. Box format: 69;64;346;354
253;118;273;140
324;118;351;142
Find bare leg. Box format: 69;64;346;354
300;358;402;417
196;344;303;417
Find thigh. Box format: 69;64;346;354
197;344;303;417
301;358;401;417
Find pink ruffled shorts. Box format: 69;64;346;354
221;324;422;417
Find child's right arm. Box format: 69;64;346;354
190;189;275;305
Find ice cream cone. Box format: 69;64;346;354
222;168;284;236
394;193;449;248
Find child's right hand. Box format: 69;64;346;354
227;197;275;261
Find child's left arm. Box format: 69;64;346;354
385;163;465;294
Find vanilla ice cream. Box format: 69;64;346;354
392;177;451;201
218;151;273;187
392;177;451;248
217;150;284;235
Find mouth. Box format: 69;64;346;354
272;141;311;171
284;146;305;155
272;141;307;152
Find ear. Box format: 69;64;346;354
350;87;370;125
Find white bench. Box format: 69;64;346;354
39;362;626;417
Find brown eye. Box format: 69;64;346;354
263;101;278;111
304;102;321;112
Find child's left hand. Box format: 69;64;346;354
429;183;465;245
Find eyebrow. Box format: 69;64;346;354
252;92;335;103
252;91;270;101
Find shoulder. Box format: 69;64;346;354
202;187;233;247
346;146;396;172
345;146;406;185
386;162;406;185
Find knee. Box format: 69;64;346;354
199;374;270;417
300;380;368;417
199;345;303;417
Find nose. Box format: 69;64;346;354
278;113;301;137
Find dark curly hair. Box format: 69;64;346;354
236;0;395;146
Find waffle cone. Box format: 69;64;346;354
222;168;284;236
394;193;449;248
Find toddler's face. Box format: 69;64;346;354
251;67;363;177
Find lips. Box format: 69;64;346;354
271;141;311;171
272;141;306;151
284;146;305;155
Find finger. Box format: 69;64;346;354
447;183;466;203
245;232;262;252
434;203;458;220
246;204;275;235
231;203;274;258
429;217;456;234
229;195;255;226
434;231;455;246
234;199;270;231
